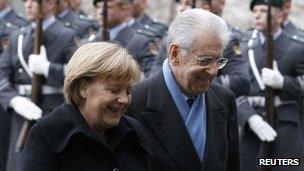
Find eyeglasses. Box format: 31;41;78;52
183;48;228;69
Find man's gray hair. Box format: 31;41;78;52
167;8;229;51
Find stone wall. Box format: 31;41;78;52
145;0;304;31
13;0;304;31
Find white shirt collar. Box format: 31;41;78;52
109;22;127;40
127;18;135;27
258;28;283;45
283;20;290;27
31;15;56;31
0;6;12;19
58;9;69;18
181;93;195;101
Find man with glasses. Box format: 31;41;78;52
127;9;239;170
238;0;304;170
156;0;250;98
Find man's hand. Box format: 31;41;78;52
9;96;42;120
28;45;50;77
248;114;277;142
262;61;284;89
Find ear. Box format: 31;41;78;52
79;80;89;99
168;43;180;66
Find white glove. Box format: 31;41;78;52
261;61;284;89
28;45;50;77
248;114;277;142
9;96;42;120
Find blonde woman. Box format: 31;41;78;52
20;42;152;171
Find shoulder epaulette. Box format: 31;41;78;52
2;21;19;30
77;14;92;22
239;29;254;42
137;29;155;40
152;20;167;27
16;13;29;23
230;27;244;41
77;14;96;23
63;21;78;31
288;34;304;44
142;24;163;37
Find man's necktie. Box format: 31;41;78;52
186;98;194;108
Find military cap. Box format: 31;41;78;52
250;0;283;11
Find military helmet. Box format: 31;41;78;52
250;0;284;11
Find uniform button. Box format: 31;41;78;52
113;168;119;171
18;68;23;73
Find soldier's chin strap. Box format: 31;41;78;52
248;29;265;90
17;34;33;78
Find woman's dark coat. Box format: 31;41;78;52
21;103;152;171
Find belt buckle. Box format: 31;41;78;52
19;85;31;96
25;86;31;96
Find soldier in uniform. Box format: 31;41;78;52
0;1;29;170
0;0;77;170
133;0;168;38
0;0;28;26
0;0;29;51
238;1;304;170
66;0;84;15
56;0;98;41
123;0;162;71
91;0;156;77
281;0;304;140
281;0;304;37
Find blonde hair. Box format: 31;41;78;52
64;42;141;105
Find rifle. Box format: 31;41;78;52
103;0;109;41
191;0;196;8
15;0;44;152
261;1;274;170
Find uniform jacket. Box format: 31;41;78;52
58;9;96;38
137;13;168;37
0;9;28;27
0;20;77;111
93;25;156;77
0;8;29;55
238;30;304;125
0;9;29;171
127;70;239;171
282;20;304;38
0;8;29;38
21;103;152;171
216;27;250;97
238;30;304;171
